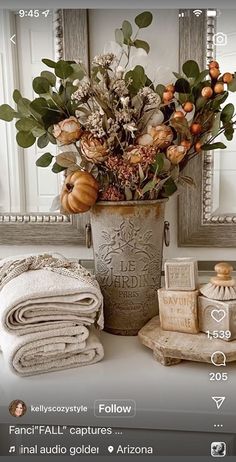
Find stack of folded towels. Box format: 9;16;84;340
0;253;104;377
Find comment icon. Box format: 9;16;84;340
211;351;227;367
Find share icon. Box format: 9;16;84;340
212;397;226;410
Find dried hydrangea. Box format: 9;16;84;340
105;156;139;188
84;111;106;138
111;79;129;97
99;185;125;201
123;122;137;138
92;53;115;67
72;79;91;100
138;87;161;107
115;108;133;124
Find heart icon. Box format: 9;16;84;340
211;309;226;323
108;446;114;453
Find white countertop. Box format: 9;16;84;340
1;269;235;433
1;329;236;433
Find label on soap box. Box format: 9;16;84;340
158;288;199;334
164;259;198;291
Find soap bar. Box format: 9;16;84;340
198;295;236;341
158;288;199;334
164;258;198;291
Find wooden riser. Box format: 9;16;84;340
138;316;236;366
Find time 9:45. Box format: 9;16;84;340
207;330;231;340
18;10;50;18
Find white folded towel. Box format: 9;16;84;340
0;254;103;334
0;326;104;376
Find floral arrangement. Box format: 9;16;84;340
0;11;236;213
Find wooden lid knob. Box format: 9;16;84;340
211;262;235;286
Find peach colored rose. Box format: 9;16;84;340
124;146;143;164
53;117;82;144
166;145;187;165
147;124;173;149
80;132;108;164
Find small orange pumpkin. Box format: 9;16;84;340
61;171;99;213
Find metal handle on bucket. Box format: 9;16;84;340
85;223;92;248
164;221;170;247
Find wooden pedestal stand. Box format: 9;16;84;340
138;316;236;366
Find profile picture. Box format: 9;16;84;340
9;400;27;418
211;442;226;457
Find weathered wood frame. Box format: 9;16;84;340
0;9;89;245
178;9;236;247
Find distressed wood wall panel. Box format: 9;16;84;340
63;9;89;67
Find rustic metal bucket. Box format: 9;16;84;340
90;200;169;335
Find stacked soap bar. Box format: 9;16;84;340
158;258;199;334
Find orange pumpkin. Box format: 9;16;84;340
61;171;99;213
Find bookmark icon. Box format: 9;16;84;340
212;397;226;410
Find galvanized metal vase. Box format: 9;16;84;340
90;200;169;336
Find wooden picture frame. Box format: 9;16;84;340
178;9;236;247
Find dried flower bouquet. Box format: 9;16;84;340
0;11;236;212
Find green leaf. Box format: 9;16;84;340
220;103;235;124
56;152;77;168
36;152;54;167
0;104;17;121
151;153;165;174
173;72;183;79
37;133;49;148
175;78;191;94
13;89;22;104
40;71;56;86
133;39;150;54
55;60;73;79
69;63;85;81
42;58;56;68
163;177;177;196
124;186;133;201
224;124;234;141
33;77;50;94
193;69;209;86
17;98;31;116
202;142;227;151
115;28;124;46
16;131;36;148
211;91;229;110
196;96;207;110
155;84;165;98
30;98;49;115
52;162;67;173
141;179;157;195
47;131;57;144
15;117;39;131
125;65;146;95
182;60;200;78
122;20;132;41
178;93;191;104
211;112;221;136
228;77;236;92
135;11;153;28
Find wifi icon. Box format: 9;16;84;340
193;9;203;17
